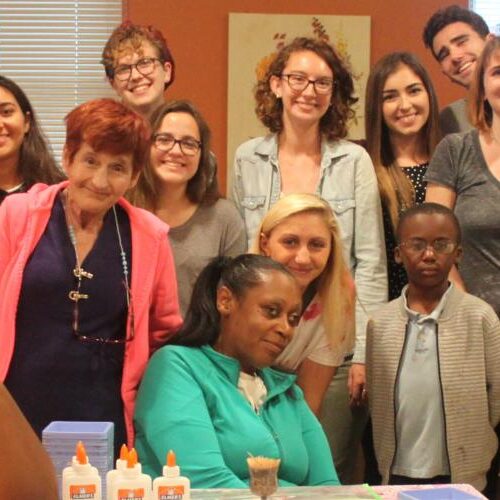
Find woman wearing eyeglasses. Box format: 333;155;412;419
129;100;246;316
232;37;387;484
0;99;182;451
101;21;175;120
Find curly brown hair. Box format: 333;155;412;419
254;37;358;141
101;21;175;90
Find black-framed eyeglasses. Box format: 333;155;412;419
69;270;135;345
153;133;202;156
113;57;162;81
280;73;334;95
398;239;458;255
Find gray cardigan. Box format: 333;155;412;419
366;285;500;490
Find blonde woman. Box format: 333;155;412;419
251;194;354;413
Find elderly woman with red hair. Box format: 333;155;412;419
0;98;182;450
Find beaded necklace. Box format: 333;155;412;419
62;191;130;309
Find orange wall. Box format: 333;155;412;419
126;0;467;191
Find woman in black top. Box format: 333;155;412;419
365;52;441;299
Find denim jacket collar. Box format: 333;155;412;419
254;134;350;173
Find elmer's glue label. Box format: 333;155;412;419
106;444;129;500
110;448;151;500
62;441;102;500
152;450;190;500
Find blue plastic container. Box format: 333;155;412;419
42;421;114;498
42;421;114;439
398;487;482;500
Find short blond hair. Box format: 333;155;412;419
251;193;355;352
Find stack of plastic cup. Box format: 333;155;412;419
42;421;114;498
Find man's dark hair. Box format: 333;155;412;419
423;5;489;57
396;203;462;244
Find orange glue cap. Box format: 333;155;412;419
166;450;176;467
76;441;88;465
119;444;129;461
127;448;138;468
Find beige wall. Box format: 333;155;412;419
126;0;467;191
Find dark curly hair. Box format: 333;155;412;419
254;37;358;141
101;20;175;89
423;5;489;58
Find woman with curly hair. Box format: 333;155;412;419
101;21;175;120
232;36;387;483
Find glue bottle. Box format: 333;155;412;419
106;444;129;500
110;448;151;500
152;450;190;500
62;441;102;500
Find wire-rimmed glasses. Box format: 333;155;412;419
398;238;458;255
69;274;135;345
113;57;162;81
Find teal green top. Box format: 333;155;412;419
134;345;339;488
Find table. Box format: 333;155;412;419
191;483;486;499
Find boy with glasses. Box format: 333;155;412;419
366;202;500;494
101;21;175;120
422;5;492;134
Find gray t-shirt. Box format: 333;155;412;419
169;198;247;316
425;130;500;315
439;98;473;136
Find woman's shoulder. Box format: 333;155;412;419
121;200;169;236
324;138;367;156
234;134;277;160
209;198;243;219
150;344;207;366
437;129;477;152
322;138;372;170
188;199;243;231
1;182;63;214
429;129;480;175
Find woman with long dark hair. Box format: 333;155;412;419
365;52;441;299
0;75;64;204
129;100;246;315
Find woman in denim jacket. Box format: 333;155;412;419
232;37;387;483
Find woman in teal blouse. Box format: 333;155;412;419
134;254;340;488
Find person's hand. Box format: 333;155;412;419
348;363;367;407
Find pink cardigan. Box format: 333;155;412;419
0;182;182;446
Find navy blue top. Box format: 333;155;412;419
5;195;131;452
